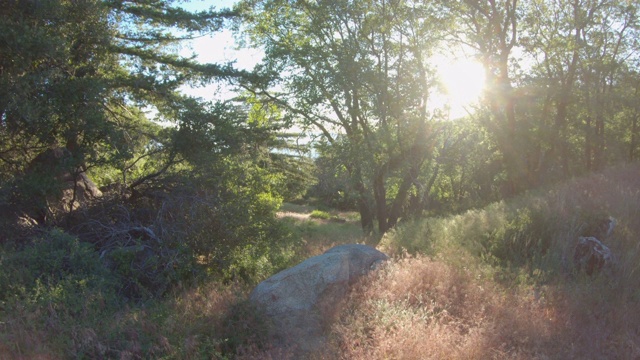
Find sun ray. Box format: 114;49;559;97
435;57;486;119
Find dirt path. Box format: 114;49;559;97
276;211;312;221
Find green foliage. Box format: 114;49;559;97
478;207;557;268
0;229;121;357
0;229;119;310
241;0;451;234
309;209;332;220
125;154;299;284
382;196;561;275
310;139;359;210
106;239;191;299
0;0;248;231
423;118;504;214
381;164;640;292
224;238;298;284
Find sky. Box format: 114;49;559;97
175;0;486;120
177;0;263;101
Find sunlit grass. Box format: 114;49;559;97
328;255;565;359
277;204;364;260
334;163;640;359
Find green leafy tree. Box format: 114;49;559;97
447;0;640;194
0;1;301;285
0;0;243;224
240;0;451;236
445;0;529;194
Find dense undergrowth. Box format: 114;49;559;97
2;164;640;359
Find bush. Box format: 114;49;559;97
338;165;640;359
309;209;332;220
0;229;119;308
0;229;122;358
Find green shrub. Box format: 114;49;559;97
106;239;195;299
381;199;561;285
478;206;557;267
0;229;119;309
0;229;123;358
310;209;332;219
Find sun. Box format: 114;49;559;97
436;58;486;119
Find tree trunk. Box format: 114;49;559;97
584;115;593;172
358;198;375;237
554;97;571;178
387;164;420;229
349;167;374;235
630;114;638;162
373;172;388;234
594;115;605;171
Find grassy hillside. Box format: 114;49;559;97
251;164;640;359
323;163;640;359
2;164;640;358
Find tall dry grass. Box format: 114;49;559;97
328;255;565;359
321;163;640;359
326;253;640;359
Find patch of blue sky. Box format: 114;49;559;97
175;0;264;101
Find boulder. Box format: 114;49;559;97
580;216;616;240
249;244;388;354
573;236;615;275
19;147;102;225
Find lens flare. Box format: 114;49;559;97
437;58;486;119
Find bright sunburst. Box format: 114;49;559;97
436;58;486;119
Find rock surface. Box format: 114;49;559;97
573;236;615;275
20;147;102;225
249;244;388;353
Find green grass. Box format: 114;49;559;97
279;202;315;214
278;205;365;261
309;209;332;219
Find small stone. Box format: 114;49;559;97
573;236;615;275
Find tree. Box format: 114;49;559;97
520;0;639;175
447;0;640;193
240;0;450;236
445;0;528;194
0;0;242;223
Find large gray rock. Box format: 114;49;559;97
249;244;388;353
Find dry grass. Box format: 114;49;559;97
278;204;365;260
324;255;564;359
319;163;640;360
3;165;640;359
0;281;266;360
322;256;640;359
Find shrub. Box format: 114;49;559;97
0;229;122;358
224;234;298;284
369;165;640;359
0;229;119;308
309;209;332;219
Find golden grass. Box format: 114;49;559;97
279;205;365;260
321;163;640;360
318;254;640;359
324;255;564;359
